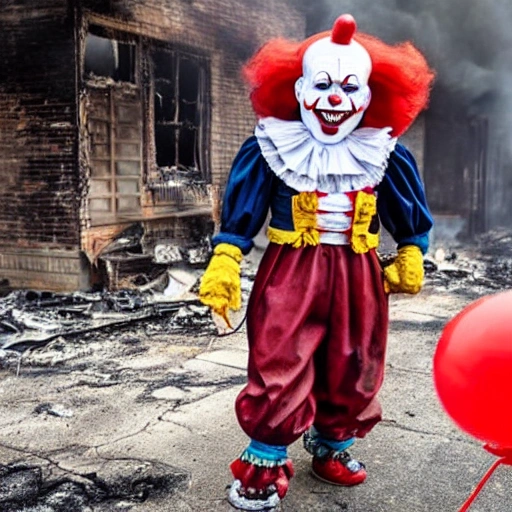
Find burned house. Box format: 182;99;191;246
0;0;305;292
4;0;505;295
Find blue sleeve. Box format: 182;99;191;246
212;136;275;255
376;143;433;254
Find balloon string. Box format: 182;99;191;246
458;458;505;512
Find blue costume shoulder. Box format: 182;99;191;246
377;143;434;254
213;136;275;254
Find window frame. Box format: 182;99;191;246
82;24;212;226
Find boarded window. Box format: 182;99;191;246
87;88;142;224
152;49;209;178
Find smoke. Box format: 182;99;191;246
293;0;512;229
299;0;512;123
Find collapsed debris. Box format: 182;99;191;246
0;268;211;352
3;231;512;353
88;222;212;292
420;229;512;297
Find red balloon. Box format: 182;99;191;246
434;290;512;448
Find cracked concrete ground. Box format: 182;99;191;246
2;243;512;511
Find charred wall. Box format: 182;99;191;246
485;131;512;231
77;0;304;290
0;1;79;247
0;0;82;290
79;0;305;188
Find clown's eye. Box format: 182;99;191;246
315;82;330;90
342;84;359;93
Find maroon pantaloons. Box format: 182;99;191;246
235;243;389;446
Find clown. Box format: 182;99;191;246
200;14;434;511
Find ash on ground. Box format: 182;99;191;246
423;229;512;298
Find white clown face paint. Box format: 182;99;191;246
295;37;372;144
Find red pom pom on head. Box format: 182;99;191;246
331;14;357;45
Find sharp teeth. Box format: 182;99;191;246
321;112;345;123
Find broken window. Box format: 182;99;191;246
152;48;209;180
82;27;211;224
84;32;136;83
84;27;142;224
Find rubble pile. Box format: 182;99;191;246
424;230;512;294
0;269;214;354
2;231;512;356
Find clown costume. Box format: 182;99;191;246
199;14;435;511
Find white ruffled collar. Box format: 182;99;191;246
255;117;397;193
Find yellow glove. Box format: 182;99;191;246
383;245;424;295
199;243;242;327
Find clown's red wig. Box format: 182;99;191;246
242;28;435;138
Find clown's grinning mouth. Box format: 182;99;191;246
316;110;354;126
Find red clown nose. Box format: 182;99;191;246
331;14;357;45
